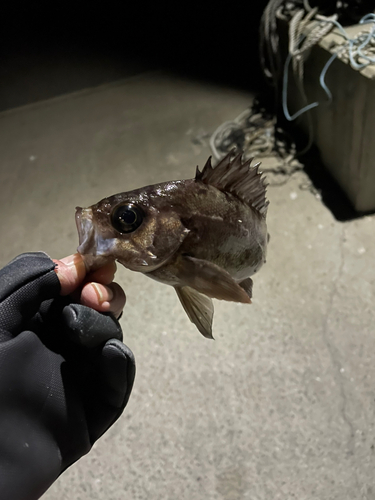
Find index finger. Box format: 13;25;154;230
53;253;87;296
54;254;118;296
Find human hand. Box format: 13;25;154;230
53;253;125;318
0;252;135;500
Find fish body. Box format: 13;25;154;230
76;152;269;338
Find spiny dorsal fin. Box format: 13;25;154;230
195;151;269;216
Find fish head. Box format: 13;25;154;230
75;185;189;273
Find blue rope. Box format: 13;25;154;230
282;13;375;122
282;52;319;121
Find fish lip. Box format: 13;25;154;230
75;207;116;269
75;207;96;254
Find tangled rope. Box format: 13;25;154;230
283;12;375;124
209;99;302;186
210;0;375;187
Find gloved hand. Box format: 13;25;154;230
0;252;135;500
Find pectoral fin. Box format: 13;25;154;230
239;277;253;299
175;286;214;339
176;255;251;304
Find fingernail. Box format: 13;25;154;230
60;254;82;268
91;283;114;304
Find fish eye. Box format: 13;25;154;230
111;204;144;234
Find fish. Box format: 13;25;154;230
75;151;269;339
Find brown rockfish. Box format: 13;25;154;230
75;151;269;338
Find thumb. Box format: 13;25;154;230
53;253;87;296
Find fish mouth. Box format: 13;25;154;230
75;207;96;255
75;207;116;271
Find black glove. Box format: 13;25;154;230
0;252;135;500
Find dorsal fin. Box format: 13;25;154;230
195;151;269;216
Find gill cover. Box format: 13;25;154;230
115;210;190;272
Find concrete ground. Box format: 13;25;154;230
0;70;375;500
